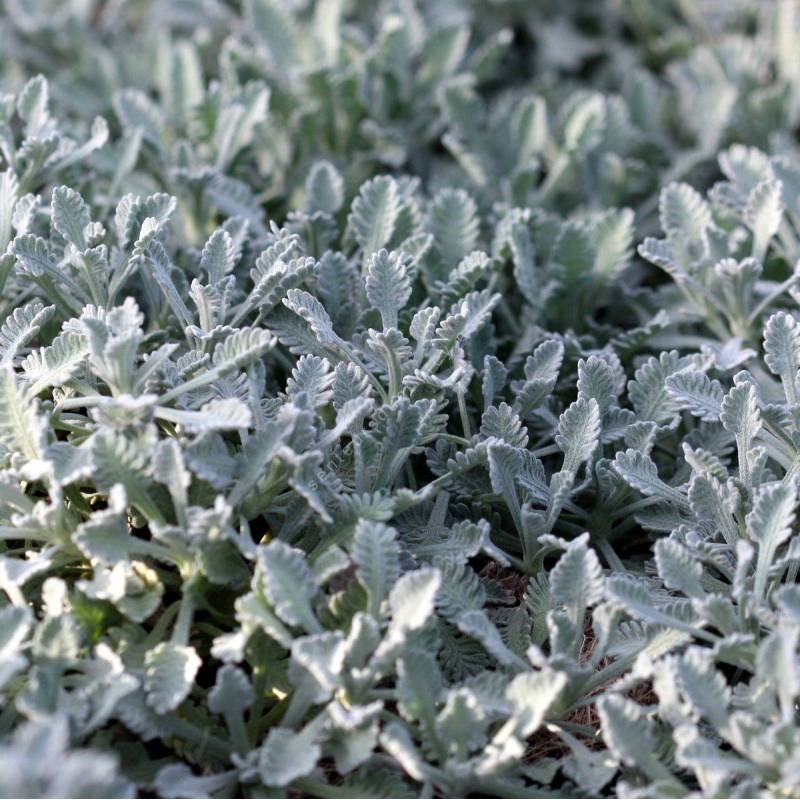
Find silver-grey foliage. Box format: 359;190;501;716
2;1;800;798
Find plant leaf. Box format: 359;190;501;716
144;643;201;715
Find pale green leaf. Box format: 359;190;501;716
556;397;601;474
349;176;400;256
353;520;401;618
144;643;201;714
257;541;321;633
259;727;320;787
365;249;412;330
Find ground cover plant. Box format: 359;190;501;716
2;0;800;797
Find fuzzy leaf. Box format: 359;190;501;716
353;520;401;618
429;188;479;269
744;178;783;262
144;643;201;715
349;176;400;256
208;665;254;716
389;567;440;633
556;397;601;474
306;160;344;215
550;536;604;623
764;311;800;404
283;289;342;348
365;249;412;330
21;332;88;393
613;449;689;509
212;327;275;372
597;695;656;768
52;186;91;250
665;370;724;421
659;182;711;250
746;481;797;601
654;538;704;599
257;541;321;633
0;365;46;463
259;727;320;787
200;229;236;284
504;669;567;738
0;301;54;365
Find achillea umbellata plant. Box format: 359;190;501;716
2;1;800;797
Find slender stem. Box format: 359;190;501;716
343;347;389;404
55;394;107;411
385;345;403;398
436;432;472;447
171;587;196;647
225;709;251;756
747;273;799;325
161;716;232;762
597;538;625;572
457;388;472;439
159;364;228;404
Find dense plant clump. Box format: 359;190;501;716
3;1;800;797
